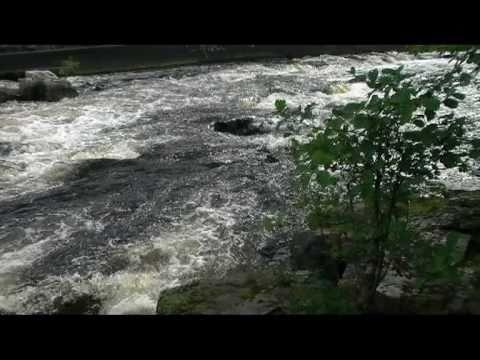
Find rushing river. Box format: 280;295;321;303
1;51;480;314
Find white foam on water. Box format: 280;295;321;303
0;210;109;313
0;183;258;314
0;222;73;277
438;168;480;191
0;86;184;200
2;51;480;314
98;188;258;314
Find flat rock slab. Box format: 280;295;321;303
156;268;358;315
156;270;285;315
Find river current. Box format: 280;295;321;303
1;52;479;314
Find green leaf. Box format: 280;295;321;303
459;72;472;85
312;149;335;166
316;170;337;186
446;232;460;247
452;92;466;100
397;92;415;121
469;139;480;158
352;114;371;129
404;131;421;142
422;95;441;112
333;103;363;118
420;124;438;145
425;109;436;121
440;152;459;168
443;98;459;109
368;69;379;82
275;99;287;113
471;138;480;148
368;95;382;111
343;102;363;114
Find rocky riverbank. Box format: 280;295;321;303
155;190;480;315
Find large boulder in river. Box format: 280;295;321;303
18;70;78;102
213;117;269;136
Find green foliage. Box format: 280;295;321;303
58;56;80;76
414;233;465;291
262;214;288;232
287;284;358;314
405;196;447;216
274;99;287;114
273;98;316;130
287;48;480;310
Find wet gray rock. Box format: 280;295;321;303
258;238;282;259
412;191;480;262
18;70;78;102
156;267;359;315
265;154;279;163
24;70;58;81
213;117;269;136
19;78;78;102
156;270;285;315
53;293;102;314
289;231;347;283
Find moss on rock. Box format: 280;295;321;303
156;268;358;315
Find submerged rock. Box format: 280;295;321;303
53;293;102;315
139;248;171;269
0;142;14;156
265;154;279;163
213;117;269;136
19;78;78;102
322;82;350;95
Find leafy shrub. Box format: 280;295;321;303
281;48;480;310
